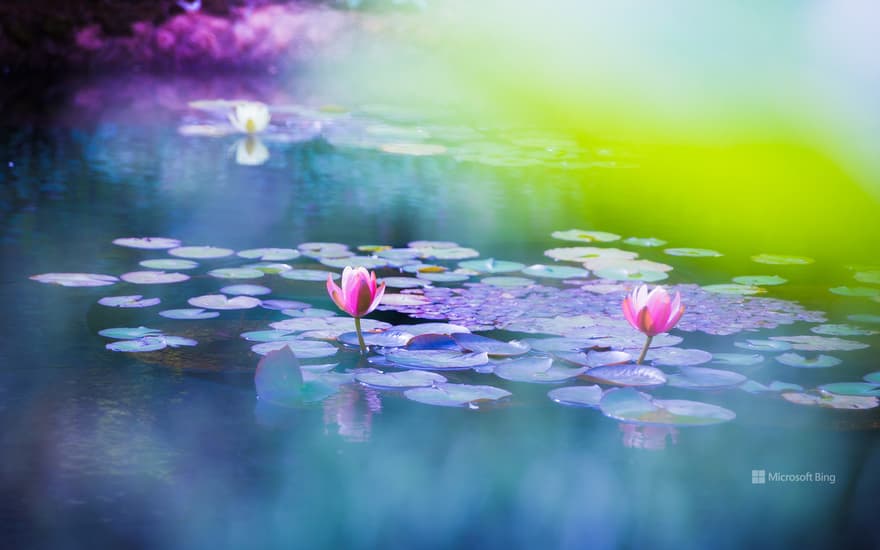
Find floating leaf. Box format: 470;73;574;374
584;258;673;273
393;323;471;336
380;277;431;289
593;267;668;282
113;237;181;249
854;271;880;284
734;339;792;352
664;248;723;258
403;384;511;408
623;237;666;247
244;262;293;274
407;240;458;249
781;391;878;409
106;336;167;352
774;353;842;368
732;275;787;286
551;229;621;243
556;350;631;367
208;268;264;279
702;284;763;295
769;335;869;351
711;353;764;366
162;336;198;348
240;330;300;342
480;276;535;288
237;248;301;261
98;295;160;308
666;367;747;390
600;388;735;426
120;271;189;285
168;246;234;259
644;348;713;367
452;333;530;356
545;247;637;262
751;253;814;265
405;334;461;350
188;294;261;310
251;340;339;358
817;382;880;396
220;284;272;296
848;314;880;324
521;264;589;279
811;324;877;336
321;256;389;270
419;247;480;260
159;308;220;320
494;356;585;383
417;272;471;283
270;317;390;335
385;349;489;370
279;269;340;282
829;286;880;297
283;308;337;318
139;259;199;270
458;259;526;274
864;372;880;384
547;385;603;407
380;294;431;307
338;329;415;348
98;327;162;339
30;273;118;287
356;370;447;389
261;299;310;311
583;365;667;387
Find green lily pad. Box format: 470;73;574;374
817;382;880;396
458;259;526;274
279;269;340;282
355;370;447;389
702;284;763;295
168;246;235;259
829;286;880;297
520;264;589;279
208;268;265;279
732;275;787;286
547;385;603;407
623;237;666;247
751;253;814;265
811;324;878;336
237;248;301;261
551;229;621;243
664;248;723;258
384;349;489;370
594;267;668;282
600;388;735;426
781;391;878;409
494;356;586;383
854;271;880;284
139;259;199;270
774;353;841;368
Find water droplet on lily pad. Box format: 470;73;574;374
159;308;220;320
98;327;162;339
403;384;511;408
732;275;787;286
30;273;118;287
664;248;723;258
774;353;842;368
220;284;272;296
600;388;735;426
139;259;199;270
279;269;340;282
751;253;814;265
98;295;160;308
356;370;447;389
237;248;301;261
384;349;489;370
583;365;667;387
493;356;585;383
168;246;234;259
666;367;747;390
521;264;589;279
817;382;880;396
829;286;880;297
188;294;261;310
551;229;621;243
547;385;603;407
121;271;190;284
623;237;666;247
644;348;713;367
208;268;265;280
113;237;181;250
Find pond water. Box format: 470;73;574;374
2;76;880;549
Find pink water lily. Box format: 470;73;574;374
326;267;386;353
622;285;684;364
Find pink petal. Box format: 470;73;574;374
622;297;639;330
366;282;386;315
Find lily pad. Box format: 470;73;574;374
480;276;535;288
555;350;631;368
583;258;673;273
220;284;272;296
356;370;447;389
600;388;735;426
774;353;842;368
237;248;301;261
734;339;792;352
279;269;340;282
751;253;814;265
829;286;880;297
338;329;415;348
521;264;589;279
781;391;878;409
545;247;637;263
623;237;666;247
593;267;668;282
98;295;160;308
139;259;199;270
406;334;460;350
113;237;181;250
392;323;470;336
283;308;336;318
380;277;431;289
321;256;389;270
188;294;261;310
208;268;265;280
864;372;880;384
854;271;880;284
384;349;489;370
583;365;667;387
98;327;162;339
380;294;431;307
407;240;458;249
732;275;787;286
120;271;190;285
666;367;747;390
270;317;390;335
848;314;880;324
644;348;713;367
547;385;603;407
769;335;869;351
664;248;723;258
458;259;526;274
244;262;293;274
403;384;511;408
811;324;877;336
551;229;621;243
817;382;880;396
419;247;480;260
261;299;311;311
255;347;337;406
494;356;585;383
711;353;764;366
251;340;339;358
417;272;471;283
240;330;300;342
452;333;530;356
106;336;168;352
702;284;763;295
168;246;235;259
30;273;118;287
159;308;220;320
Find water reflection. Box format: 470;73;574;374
619;423;679;450
322;385;382;442
233;136;270;166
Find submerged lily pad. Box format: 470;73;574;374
255;347;337;406
781;391;878;409
120;271;190;285
403;384;511;408
751;253;814;265
732;275;787;286
98;327;162;339
98;295;160;308
547;385;603;407
769;335;869;351
829;286;880;297
384;349;489;370
817;382;880;396
237;248;301;261
600;388;735;426
168;246;235;259
159;308;220;320
208;268;264;280
113;237;181;250
623;237;666;247
356;370;447;389
664;248;723;258
251;339;339;358
452;333;530;356
458;259;526;274
30;273;118;287
494;356;585;383
139;259;199;270
188;294;261;310
702;284;763;295
220;284;272;296
551;229;621;243
666;367;747;390
811;324;877;336
583;365;667;387
279;269;340;282
521;264;589;279
645;348;713;367
774;353;842;368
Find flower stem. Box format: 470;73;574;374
354;316;367;355
636;335;653;365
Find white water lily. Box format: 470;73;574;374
234;136;269;166
229;101;270;134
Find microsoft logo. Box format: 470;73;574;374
752;470;766;484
